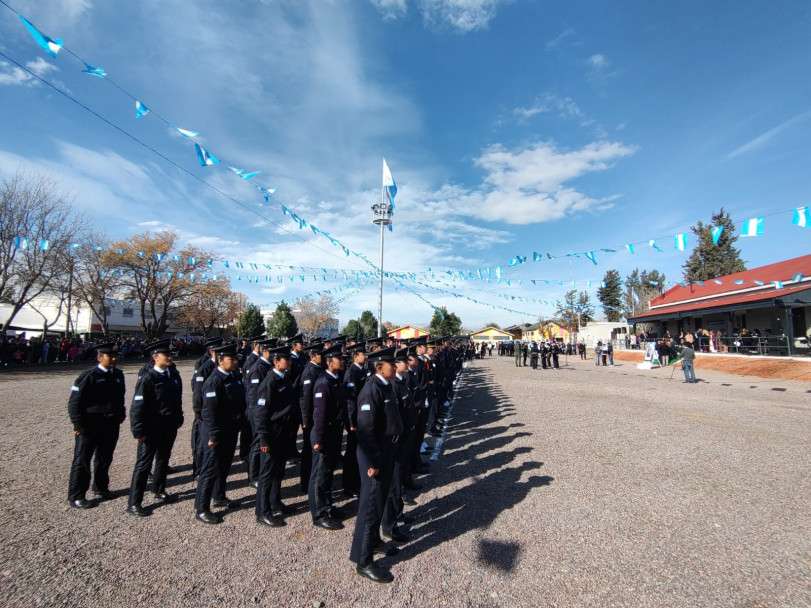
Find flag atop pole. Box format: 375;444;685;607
382;158;397;213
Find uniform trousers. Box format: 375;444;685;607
350;444;395;567
530;354;538;369
238;416;253;462
194;421;238;513
411;406;429;468
255;423;287;518
342;430;360;492
299;425;313;492
245;406;261;483
308;427;342;522
68;416;120;501
191;417;203;476
129;423;178;507
381;429;411;533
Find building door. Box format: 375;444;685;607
792;307;807;337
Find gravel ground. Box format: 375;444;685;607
0;356;809;608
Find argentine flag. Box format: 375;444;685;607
674;233;688;251
741;217;764;237
793;206;810;228
382;158;397;212
195;144;219;166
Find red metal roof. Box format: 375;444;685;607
629;254;811;320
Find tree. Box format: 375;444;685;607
683;208;746;283
484;321;501;329
237;303;265;338
266;300;298;338
623;268;666;316
71;231;124;337
428;307;462;336
102;231;214;340
382;320;396;332
358;310;379;338
0;171;84;333
295;294;339;339
597;269;624;322
577;291;595;323
176;277;243;337
343;319;362;340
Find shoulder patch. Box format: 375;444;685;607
133;395;144;401
205;391;216;398
71;386;79;392
257;398;266;406
251;379;260;384
196;376;204;382
360;404;371;411
303;379;311;385
315;392;323;398
347;382;354;387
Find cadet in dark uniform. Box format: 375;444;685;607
67;343;126;508
298;345;324;493
127;340;183;516
349;347;404;583
191;337;222;477
243;339;276;488
287;334;306;459
342;342;367;497
309;344;347;530
254;345;297;527
381;347;417;540
194;344;245;524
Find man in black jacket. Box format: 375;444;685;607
298;345;323;493
349;347;404;584
127;340;183;516
309;344;347;530
342;342;367;497
67;343;126;508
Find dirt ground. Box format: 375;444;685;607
612;349;811;383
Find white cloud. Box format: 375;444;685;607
588;54;608;69
0;62;35;87
725;111;811;160
546;28;576;50
513;93;584;122
370;0;509;32
25;57;58;77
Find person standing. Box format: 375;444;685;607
349;347;403;583
309;344;347;530
243;339;276;488
342;343;367;498
254;345;296;528
127;340;183;516
514;341;521;367
680;335;697;383
67;343;126;508
194;344;245;524
298;345;324;494
191;337;223;478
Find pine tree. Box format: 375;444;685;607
266;300;298;338
623;268;666;315
577;291;595;323
238;303;265;338
683;207;746;283
429;307;462;336
597;269;623;322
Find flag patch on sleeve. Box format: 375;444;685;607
360;404;371;411
315;392;322;398
205;391;216;398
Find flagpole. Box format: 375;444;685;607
372;159;393;338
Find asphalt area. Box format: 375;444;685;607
0;356;808;607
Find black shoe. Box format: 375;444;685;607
166;465;176;474
403;495;417;506
329;506;345;519
399;514;415;524
212;497;240;509
154;492;176;503
355;562;394;583
93;489;115;501
271;503;295;516
343;488;360;498
382;527;409;543
313;517;344;530
256;515;286;527
373;542;400;557
406;481;423;491
68;498;94;509
127;504;150;517
195;510;220;525
250;480;259;489
412;465;430;475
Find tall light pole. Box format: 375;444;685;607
371;200;392;338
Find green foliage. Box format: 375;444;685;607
429;307;462;336
266;300;298;338
624;268;666;315
484;321;501;329
343;319;362;340
555;290;594;328
343;310;379;339
238;303;265;338
577;291;596;323
683;208;746;283
597;269;624;322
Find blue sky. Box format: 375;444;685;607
1;0;809;330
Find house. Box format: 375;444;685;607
578;321;632;348
387;325;429;340
628;254;811;354
522;322;572;343
469;326;514;342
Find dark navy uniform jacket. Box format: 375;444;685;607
355;375;404;470
244;357;273;411
200;369;245;444
343;362;368;430
254;369;296;448
130;367;183;437
311;371;348;448
243;350;260;373
393;373;417;431
299;361;322;429
68;365;126;431
192;357;217;419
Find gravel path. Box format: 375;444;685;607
0;356;808;607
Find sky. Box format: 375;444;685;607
0;0;809;331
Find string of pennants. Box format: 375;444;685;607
4;6;378;269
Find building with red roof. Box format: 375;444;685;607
628;254;810;353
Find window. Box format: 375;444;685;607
123;308;134;318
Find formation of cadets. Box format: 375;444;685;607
66;333;467;583
500;340;566;370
